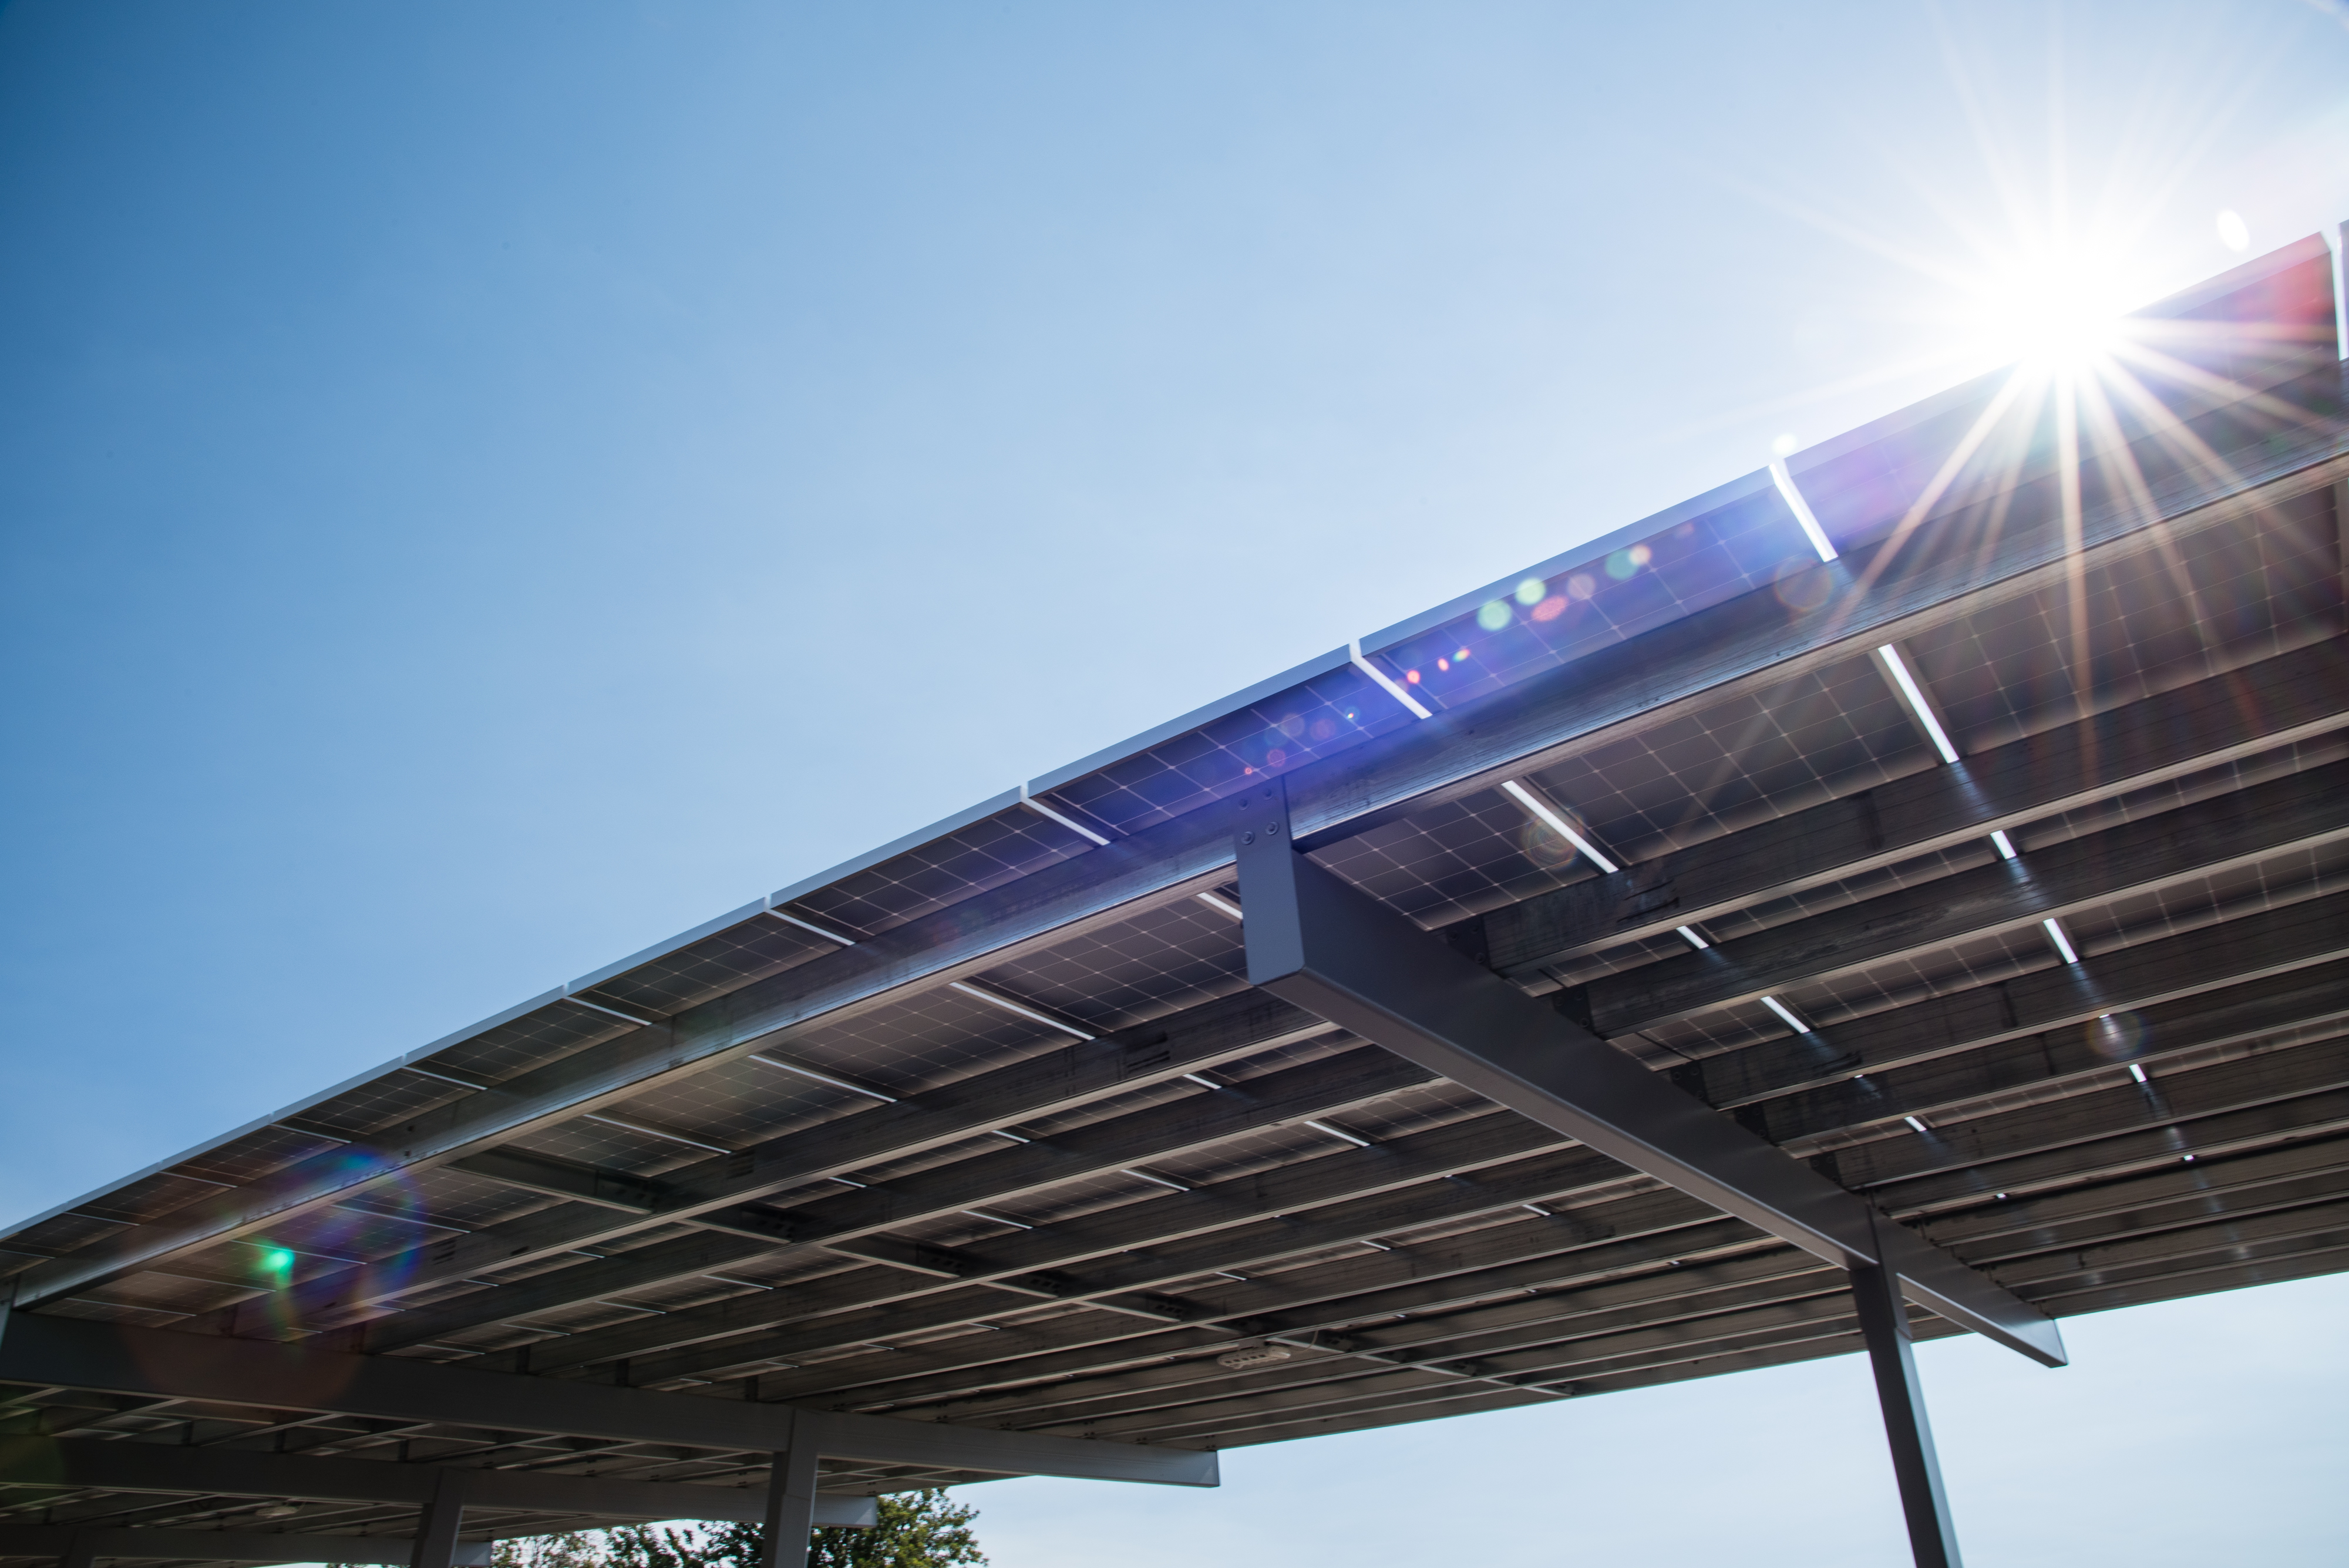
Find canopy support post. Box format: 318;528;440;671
759;1414;822;1568
1852;1227;1965;1568
410;1470;468;1568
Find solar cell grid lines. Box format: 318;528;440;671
3;234;2347;1568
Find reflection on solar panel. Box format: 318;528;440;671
3;233;2345;1568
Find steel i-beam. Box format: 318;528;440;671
760;1415;822;1568
0;1528;496;1567
412;1470;467;1568
0;1314;1219;1490
1229;779;2065;1367
1854;1214;1965;1568
0;1435;886;1533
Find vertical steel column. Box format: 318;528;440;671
758;1412;822;1568
1852;1219;1964;1568
410;1470;469;1568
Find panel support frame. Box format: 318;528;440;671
1229;780;2064;1367
1;1528;493;1567
0;1314;1219;1490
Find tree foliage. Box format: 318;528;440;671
490;1490;984;1568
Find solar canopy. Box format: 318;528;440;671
3;231;2345;1568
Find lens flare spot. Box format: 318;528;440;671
2087;1011;2147;1060
1310;716;1337;742
1266;746;1287;767
2216;210;2249;253
1605;549;1643;581
1514;578;1546;607
1518;819;1580;869
1531;594;1566;622
1771;432;1798;457
1405;669;1421;684
1476;600;1512;631
1278;713;1305;739
1567;573;1596;600
1453;647;1470;661
1773;555;1834;613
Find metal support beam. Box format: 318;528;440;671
333;880;2346;1388
1581;755;2349;1038
0;1435;872;1524
0;1316;1219;1489
809;1408;1216;1483
711;1082;2349;1418
196;994;1335;1343
1853;1216;1964;1568
617;938;2344;1391
0;1527;493;1566
1;1527;493;1565
1231;782;2066;1366
395;1045;1426;1370
727;1198;1749;1411
616;1134;1620;1388
759;1416;820;1568
1693;888;2349;1111
1482;634;2349;976
1765;956;2349;1152
410;1470;466;1568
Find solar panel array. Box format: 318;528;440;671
2;234;2344;1564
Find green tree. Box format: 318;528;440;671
493;1534;609;1568
492;1490;983;1568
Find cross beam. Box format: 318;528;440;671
1482;634;2349;976
1230;782;2065;1368
0;1315;1219;1489
576;923;2341;1394
1580;754;2349;1037
0;1435;872;1526
0;1526;498;1566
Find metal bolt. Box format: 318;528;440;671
1241;831;1254;844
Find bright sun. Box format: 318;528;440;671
1964;254;2138;373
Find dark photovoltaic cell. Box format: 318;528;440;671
1309;787;1601;928
1522;655;1937;860
1369;480;1810;715
789;804;1099;940
581;918;841;1017
1048;662;1416;836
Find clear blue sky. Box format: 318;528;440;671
2;2;2344;1564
